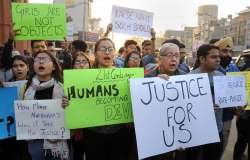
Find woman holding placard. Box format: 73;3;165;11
70;52;91;160
83;38;131;160
24;50;69;160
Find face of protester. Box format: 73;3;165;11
32;41;47;54
12;60;29;81
143;45;153;55
95;40;115;68
33;53;53;81
73;55;90;69
159;46;180;75
200;49;221;71
126;44;137;55
179;48;186;63
219;46;233;68
128;53;141;68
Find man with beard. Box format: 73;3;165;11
214;37;240;153
215;37;239;74
178;43;190;73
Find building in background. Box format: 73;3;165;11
226;7;250;54
54;0;103;52
164;27;194;51
197;5;218;42
198;5;218;26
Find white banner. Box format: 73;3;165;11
129;73;220;159
14;99;70;140
111;5;153;37
214;75;247;108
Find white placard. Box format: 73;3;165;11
129;73;220;159
14;99;70;140
3;80;27;100
111;5;153;37
214;75;247;108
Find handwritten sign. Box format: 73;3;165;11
14;99;70;140
64;68;144;129
228;72;250;110
12;3;67;40
129;73;220;159
111;6;153;37
3;80;27;100
214;76;247;108
0;87;18;139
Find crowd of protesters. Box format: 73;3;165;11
0;23;250;160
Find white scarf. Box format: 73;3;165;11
24;76;64;100
24;76;69;160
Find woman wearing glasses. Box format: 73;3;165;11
24;51;69;160
124;51;143;68
83;38;131;160
70;51;91;160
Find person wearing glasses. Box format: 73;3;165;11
24;50;69;160
70;51;91;160
144;43;186;160
115;39;138;68
145;43;185;78
72;51;91;69
124;51;143;68
83;38;131;160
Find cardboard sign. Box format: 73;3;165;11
0;87;18;139
228;72;250;109
14;99;70;140
3;80;27;100
111;6;153;37
12;3;67;40
214;75;247;108
129;73;220;159
64;68;144;129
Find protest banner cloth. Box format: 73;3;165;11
14;99;70;140
111;5;153;37
228;71;250;110
129;73;220;159
3;80;27;100
64;68;144;129
12;3;66;40
0;87;18;139
213;75;247;108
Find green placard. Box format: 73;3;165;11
64;68;144;129
12;3;66;40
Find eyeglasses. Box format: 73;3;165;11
34;56;52;64
74;60;89;65
33;45;46;49
161;52;180;59
129;56;141;62
98;47;115;54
